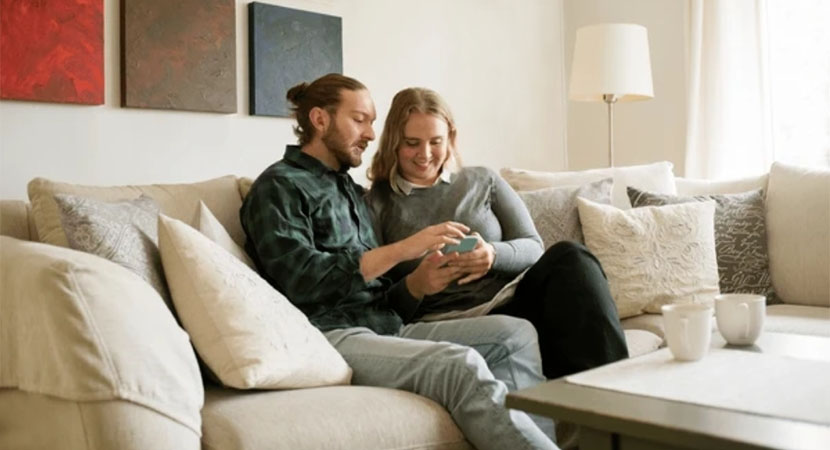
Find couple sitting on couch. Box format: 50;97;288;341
240;73;628;450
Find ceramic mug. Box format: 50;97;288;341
715;293;766;345
661;303;714;361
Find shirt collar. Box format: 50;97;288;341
394;169;453;196
284;145;348;176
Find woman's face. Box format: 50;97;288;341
397;111;450;186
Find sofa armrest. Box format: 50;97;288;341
0;237;204;436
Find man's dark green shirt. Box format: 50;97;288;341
240;146;419;335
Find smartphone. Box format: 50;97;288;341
442;236;479;254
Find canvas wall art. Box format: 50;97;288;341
0;0;104;105
249;2;342;117
121;0;236;113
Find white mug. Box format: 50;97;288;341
661;303;713;361
715;294;766;345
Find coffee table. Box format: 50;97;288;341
506;332;830;450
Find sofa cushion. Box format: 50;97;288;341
202;385;472;450
54;194;171;305
765;305;830;337
0;237;203;435
577;198;720;319
624;329;663;356
501;161;676;209
196;201;254;269
627;187;776;304
517;178;612;249
675;173;768;196
157;214;352;390
766;162;830;307
27;175;244;248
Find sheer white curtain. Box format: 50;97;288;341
685;0;773;179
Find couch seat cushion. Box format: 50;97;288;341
765;305;830;337
202;385;472;450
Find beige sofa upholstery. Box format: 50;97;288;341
1;161;827;449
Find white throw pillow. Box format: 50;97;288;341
576;198;720;319
157;214;352;390
197;201;255;269
766;162;830;307
501;161;676;209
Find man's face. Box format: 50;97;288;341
322;89;377;169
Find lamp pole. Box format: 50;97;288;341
603;94;618;167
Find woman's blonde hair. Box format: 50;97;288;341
368;88;461;189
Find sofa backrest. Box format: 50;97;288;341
25;176;247;248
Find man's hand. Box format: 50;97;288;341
395;221;470;261
360;221;469;282
405;251;465;299
450;233;496;285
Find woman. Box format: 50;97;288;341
367;87;628;379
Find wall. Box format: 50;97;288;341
563;0;688;174
0;0;566;200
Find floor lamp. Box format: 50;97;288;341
569;24;654;167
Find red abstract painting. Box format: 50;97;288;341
0;0;104;105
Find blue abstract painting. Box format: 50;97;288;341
249;2;343;117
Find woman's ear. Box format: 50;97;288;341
309;107;330;134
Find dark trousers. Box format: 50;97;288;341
492;241;628;380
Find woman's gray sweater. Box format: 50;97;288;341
367;167;544;318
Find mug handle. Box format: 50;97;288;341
739;303;750;340
680;317;690;356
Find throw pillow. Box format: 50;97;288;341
53;193;172;306
627;187;777;304
157;214;352;390
27;175;245;248
576;198;720;319
765;162;830;307
0;236;202;434
500;161;676;209
517;178;613;249
197;201;255;269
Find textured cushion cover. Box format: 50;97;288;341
765;162;830;307
197;201;255;269
54;193;171;304
501;161;676;209
157;214;352;389
0;389;199;450
517;178;612;249
202;386;472;450
27;175;244;248
577;198;720;318
627;187;776;303
0;237;203;434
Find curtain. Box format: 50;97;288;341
685;0;773;179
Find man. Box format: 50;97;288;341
240;73;557;450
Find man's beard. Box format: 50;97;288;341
322;124;364;169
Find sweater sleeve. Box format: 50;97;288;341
488;171;544;273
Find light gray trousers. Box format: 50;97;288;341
325;315;558;450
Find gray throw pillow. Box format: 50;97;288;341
518;178;613;249
627;187;778;304
54;193;172;306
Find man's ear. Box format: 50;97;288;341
309;107;330;134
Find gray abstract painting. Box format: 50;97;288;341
249;2;343;117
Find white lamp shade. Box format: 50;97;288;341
569;23;654;102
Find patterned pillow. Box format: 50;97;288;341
577;198;720;319
53;193;171;307
517;178;612;249
627;187;777;304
